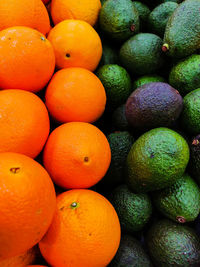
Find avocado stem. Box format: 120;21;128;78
130;24;135;32
162;43;169;52
192;139;199;145
176;216;186;223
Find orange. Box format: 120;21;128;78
51;0;101;26
27;266;48;267
45;68;106;123
0;246;39;267
0;26;55;92
0;90;50;158
47;20;102;71
0;152;56;260
0;0;50;35
43;122;111;189
39;189;121;267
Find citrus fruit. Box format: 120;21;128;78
43;122;111;189
0;90;50;158
51;0;101;26
0;0;50;35
0;152;56;260
47;20;102;71
0;26;55;92
45;67;106;123
0;246;39;267
39;189;121;267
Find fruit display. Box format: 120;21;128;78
1;0;200;266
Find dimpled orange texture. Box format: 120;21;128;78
39;189;121;267
0;90;50;158
43;122;111;189
51;0;101;26
45;67;106;123
0;26;55;92
0;152;56;260
0;246;39;267
0;0;50;35
47;20;102;71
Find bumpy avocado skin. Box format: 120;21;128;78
180;88;200;135
96;64;132;109
102;132;134;187
153;173;200;223
125;82;183;131
119;33;165;75
126;127;190;193
133;75;165;90
147;220;200;266
109;234;152;267
148;2;178;37
99;0;139;42
169;55;200;96
163;0;200;58
132;1;150;31
109;184;152;232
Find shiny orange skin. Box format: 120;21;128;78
47;20;102;71
43;122;111;189
0;0;50;35
51;0;101;26
0;152;56;260
39;189;121;267
0;27;55;92
0;246;39;267
45;67;106;123
0;90;50;158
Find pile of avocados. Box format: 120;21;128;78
94;0;200;266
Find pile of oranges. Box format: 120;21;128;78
0;0;121;266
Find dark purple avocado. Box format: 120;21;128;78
125;82;183;131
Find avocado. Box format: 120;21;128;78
119;33;165;75
153;173;200;223
99;41;119;67
180;88;200;135
132;2;150;31
101;132;134;187
169;55;200;96
96;64;132;109
109;234;152;267
112;104;129;131
162;0;200;58
109;184;152;232
148;2;178;37
125;82;183;131
133;75;165;90
188;135;200;184
99;0;139;42
126;127;190;193
147;219;200;266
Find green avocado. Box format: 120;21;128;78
119;33;165;75
125;82;183;131
96;64;132;109
169;54;200;96
101;131;134;187
133;75;165;90
109;184;152;232
132;1;150;31
126;127;190;193
180;88;200;135
147;219;200;266
163;0;200;58
109;234;152;267
153;173;200;223
148;2;178;37
99;0;139;42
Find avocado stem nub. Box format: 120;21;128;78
130;24;135;32
162;43;169;52
192;139;199;145
176;216;186;223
